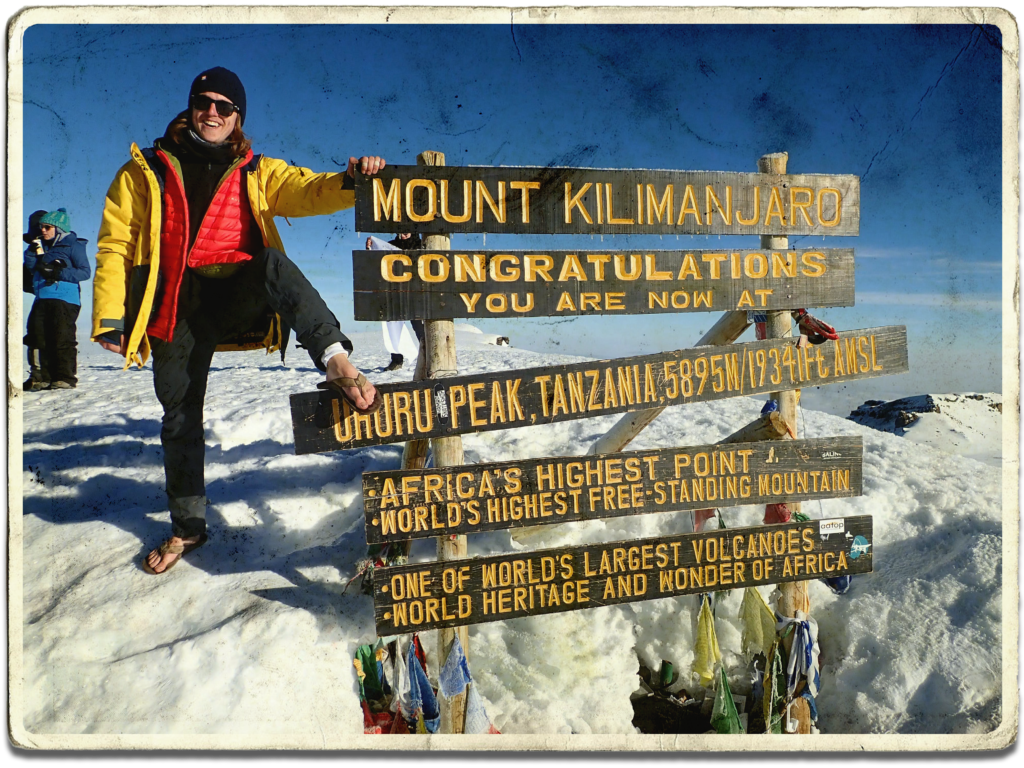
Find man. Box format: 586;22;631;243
93;67;383;574
23;208;91;390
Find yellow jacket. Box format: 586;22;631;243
92;143;354;368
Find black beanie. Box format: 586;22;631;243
23;209;47;244
190;67;246;125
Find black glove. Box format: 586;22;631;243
37;258;67;284
97;330;124;347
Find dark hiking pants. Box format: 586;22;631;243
27;298;80;386
149;247;350;538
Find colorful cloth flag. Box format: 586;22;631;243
354;643;386;702
763;638;788;734
374;638;392;697
412;634;429;673
763;503;791;524
361;700;395;734
390;636;413;719
407;640;440;733
711;666;743;734
823;574;853;594
693;595;722;688
776;612;821;698
439;636;472;699
740;587;777;657
693;508;716;532
464;684;501;734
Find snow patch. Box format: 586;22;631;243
17;338;1005;736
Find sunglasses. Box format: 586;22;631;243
191;94;239;118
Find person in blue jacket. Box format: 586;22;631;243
22;209;49;385
23;208;91;389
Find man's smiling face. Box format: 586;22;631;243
190;91;238;145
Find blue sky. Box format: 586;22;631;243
19;22;1005;410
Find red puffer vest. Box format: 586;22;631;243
147;148;262;342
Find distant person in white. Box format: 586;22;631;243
366;236;423;370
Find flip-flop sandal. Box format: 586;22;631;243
142;533;208;575
316;373;383;415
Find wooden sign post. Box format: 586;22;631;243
417;151;469;735
295;153;893;736
761;152;812;734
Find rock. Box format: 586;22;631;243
895;411;920;429
848;395;940;435
847;394;1003;466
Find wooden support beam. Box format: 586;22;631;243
721;411;789;444
759;151;811;735
418;150;468;735
379;351;428;564
400;351;430;472
586;310;751;456
512;309;750;547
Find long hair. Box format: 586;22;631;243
165;110;252;158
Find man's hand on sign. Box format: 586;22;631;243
347;155;386;178
98;333;126;355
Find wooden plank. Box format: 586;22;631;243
352;249;855;321
354;166;860;237
362;436;863;544
290;326;908;454
372;516;874;635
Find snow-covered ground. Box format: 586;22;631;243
848;393;1003;468
11;326;1009;743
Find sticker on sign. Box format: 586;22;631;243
820;519;846;537
433;384;450;422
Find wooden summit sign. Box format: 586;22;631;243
372;515;873;634
290;326;907;454
354;166;860;237
353;248;855;321
362;436;863;544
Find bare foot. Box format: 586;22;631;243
145;535;203;574
326;354;377;411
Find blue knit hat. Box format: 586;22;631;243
190;66;246;125
39;208;70;233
